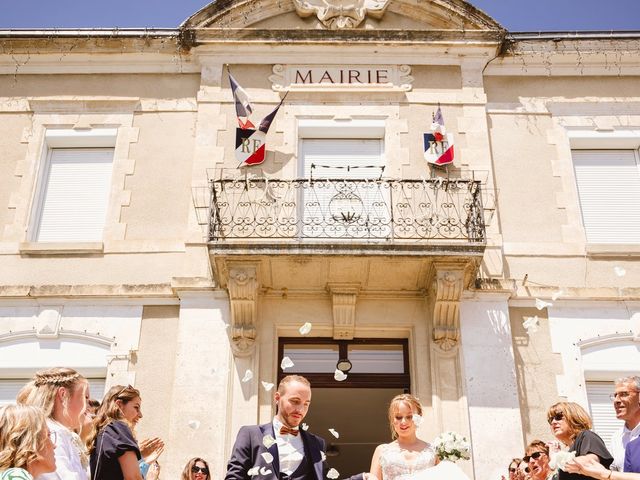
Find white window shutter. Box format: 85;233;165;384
302;139;384;179
35;148;114;242
586;381;624;446
572;150;640;244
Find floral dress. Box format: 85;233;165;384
0;468;33;480
379;442;437;480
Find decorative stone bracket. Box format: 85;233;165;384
328;283;360;340
432;266;465;351
227;263;260;357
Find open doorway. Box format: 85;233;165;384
278;338;410;478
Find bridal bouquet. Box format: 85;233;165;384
433;431;471;462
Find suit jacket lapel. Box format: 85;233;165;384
300;430;323;480
260;423;280;478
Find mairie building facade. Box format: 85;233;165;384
0;0;639;478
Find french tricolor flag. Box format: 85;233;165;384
235;100;284;167
423;106;454;167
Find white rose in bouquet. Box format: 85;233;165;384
433;431;471;462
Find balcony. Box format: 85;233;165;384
207;177;486;256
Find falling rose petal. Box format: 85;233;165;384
551;290;564;301
327;468;340;479
261;381;274;391
301;423;309;431
334;369;348;382
523;316;540;335
261;452;274;463
260;467;272;475
328;428;339;438
321;451;327;462
248;466;260;476
412;413;423;426
242;369;253;383
281;356;294;370
299;322;312;336
188;420;200;430
614;266;626;277
262;435;276;449
535;298;552;310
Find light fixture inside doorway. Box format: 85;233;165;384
336;358;352;373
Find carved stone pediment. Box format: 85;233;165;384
293;0;390;29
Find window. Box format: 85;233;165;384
0;377;106;406
572;149;640;244
586;381;623;445
298;119;389;239
30;129;116;242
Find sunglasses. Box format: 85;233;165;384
192;466;209;475
548;413;564;424
523;451;545;463
509;468;517;473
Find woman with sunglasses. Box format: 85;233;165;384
181;457;211;480
547;402;613;480
506;458;524;480
0;404;57;479
523;441;554;480
87;385;162;480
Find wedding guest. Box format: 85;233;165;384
505;458;524;480
20;367;89;480
88;385;162;480
523;440;554;480
369;394;438;480
625;437;640;473
609;376;640;472
566;455;640;480
182;457;210;480
548;402;613;480
0;404;56;479
79;399;101;443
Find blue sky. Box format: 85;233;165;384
1;0;639;31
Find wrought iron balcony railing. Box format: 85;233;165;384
209;178;485;245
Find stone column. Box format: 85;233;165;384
460;294;524;480
165;290;232;479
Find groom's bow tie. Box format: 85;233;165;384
279;426;300;436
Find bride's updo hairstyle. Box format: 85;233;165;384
387;393;423;439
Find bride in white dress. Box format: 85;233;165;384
368;394;470;480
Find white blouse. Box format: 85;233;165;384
37;419;89;480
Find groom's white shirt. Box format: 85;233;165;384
273;417;305;475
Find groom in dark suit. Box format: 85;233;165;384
225;374;326;480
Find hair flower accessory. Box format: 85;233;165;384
433;431;471;462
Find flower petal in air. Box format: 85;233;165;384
261;452;274;463
614;266;626;277
242;369;253;383
328;428;339;438
262;434;276;448
299;322;312;335
535;298;552;310
261;381;274;391
188;420;200;430
260;467;272;475
321;451;326;462
551;290;564;301
327;468;340;479
334;369;347;382
248;466;260;476
301;423;309;431
281;356;294;370
523;316;539;335
412;413;423;426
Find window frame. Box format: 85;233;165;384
27;128;117;244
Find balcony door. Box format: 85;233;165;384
299;138;392;239
278;338;410;477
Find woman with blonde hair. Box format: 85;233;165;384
181;457;210;480
547;402;613;480
0;404;56;479
88;385;162;480
20;367;89;480
369;394;438;480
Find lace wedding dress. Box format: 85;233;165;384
378;443;471;480
379;443;438;480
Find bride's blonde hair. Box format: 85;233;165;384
388;393;423;439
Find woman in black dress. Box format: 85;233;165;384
87;385;160;480
547;402;613;480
